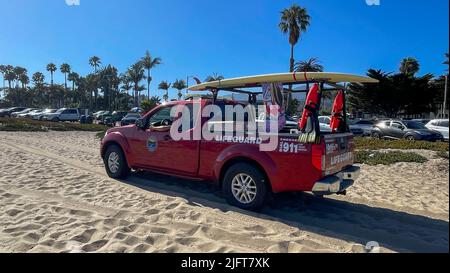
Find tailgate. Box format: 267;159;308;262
322;133;355;176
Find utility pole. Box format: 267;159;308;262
186;75;195;96
444;75;448;118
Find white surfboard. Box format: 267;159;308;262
188;72;379;91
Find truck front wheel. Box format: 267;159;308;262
222;163;268;211
104;145;130;179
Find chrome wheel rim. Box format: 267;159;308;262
108;152;120;174
231;174;257;204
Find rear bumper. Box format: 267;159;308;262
312;166;360;196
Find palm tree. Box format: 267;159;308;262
294;58;324;72
32;72;45;106
46;63;57;86
68;72;79;92
205;73;224;82
85;74;98;110
400;57;420;76
60;63;71;90
172;79;187;100
13;67;27;104
279;4;311;72
4;67;15;91
68;72;80;105
125;62;146;107
89;56;102;73
18;73;29;89
32;72;45;86
141;50;162;99
158;81;171;102
0;65;7;89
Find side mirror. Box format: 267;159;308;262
135;118;145;129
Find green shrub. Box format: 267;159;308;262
0;118;107;132
355;137;449;152
355;150;428;166
436;151;449;160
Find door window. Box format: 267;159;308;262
149;107;174;128
391;122;403;129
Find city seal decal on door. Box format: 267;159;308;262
147;137;158;152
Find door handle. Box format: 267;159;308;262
164;135;172;141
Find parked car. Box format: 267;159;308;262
318;116;364;136
11;108;37;118
120;113;142;126
130;107;143;113
349;119;375;137
0;107;28;118
102;111;129;126
31;109;57;120
93;111;107;119
44;108;80;122
257;113;299;133
426;119;449;141
318;116;332;133
96;111;111;121
80;115;94;124
411;119;431;125
371;119;444;141
17;109;43;118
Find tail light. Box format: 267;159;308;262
311;143;325;173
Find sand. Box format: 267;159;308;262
0;131;448;253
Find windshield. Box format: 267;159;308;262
55;109;65;114
403;121;427;130
126;114;140;119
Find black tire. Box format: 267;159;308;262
222;163;269;211
405;135;416;141
104;145;130;179
372;132;381;139
52;117;60;122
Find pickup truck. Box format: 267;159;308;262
101;99;359;210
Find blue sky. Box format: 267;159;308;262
0;0;448;98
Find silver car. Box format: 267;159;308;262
426;119;449;141
31;109;57;120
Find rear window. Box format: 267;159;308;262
404;121;427;130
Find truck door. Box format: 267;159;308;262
131;104;200;175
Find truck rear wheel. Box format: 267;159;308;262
104;145;130;179
222;163;268;211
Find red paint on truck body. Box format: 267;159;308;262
101;100;355;193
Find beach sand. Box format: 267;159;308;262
0;131;448;253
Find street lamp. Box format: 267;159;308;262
186;75;196;95
443;75;448;118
